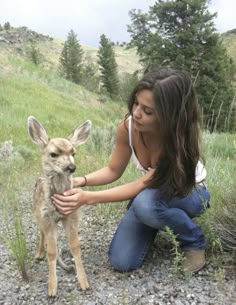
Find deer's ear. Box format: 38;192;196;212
28;116;49;149
68;120;92;147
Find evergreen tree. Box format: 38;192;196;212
97;34;119;98
119;72;139;103
27;41;41;65
80;55;100;92
4;22;10;30
128;0;235;131
59;30;83;84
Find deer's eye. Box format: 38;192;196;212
72;153;76;157
50;153;59;158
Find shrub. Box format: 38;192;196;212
214;190;236;253
119;72;139;103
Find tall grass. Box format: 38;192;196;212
0;205;30;281
0;56;125;145
0;148;34;280
197;131;236;259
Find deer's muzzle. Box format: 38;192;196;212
65;164;76;173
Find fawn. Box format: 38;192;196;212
28;116;91;296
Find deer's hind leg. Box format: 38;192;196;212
63;216;89;290
35;229;45;260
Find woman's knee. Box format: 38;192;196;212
108;249;139;272
131;188;159;220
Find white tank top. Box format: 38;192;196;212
128;116;206;182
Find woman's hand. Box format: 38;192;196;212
52;188;86;216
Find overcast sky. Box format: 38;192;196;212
0;0;235;47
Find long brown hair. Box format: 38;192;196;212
128;68;202;198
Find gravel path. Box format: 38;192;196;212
0;183;235;305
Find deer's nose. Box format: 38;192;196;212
66;164;76;173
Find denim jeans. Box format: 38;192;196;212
108;185;210;272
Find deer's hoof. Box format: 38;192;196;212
80;278;89;290
35;253;44;260
48;286;57;297
48;280;57;297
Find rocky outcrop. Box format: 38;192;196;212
0;26;53;45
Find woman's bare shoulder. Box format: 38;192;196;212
116;116;129;143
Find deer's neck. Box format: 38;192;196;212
44;171;72;197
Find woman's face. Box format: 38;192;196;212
132;89;159;133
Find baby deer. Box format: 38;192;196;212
28;116;91;296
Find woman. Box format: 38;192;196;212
52;67;210;273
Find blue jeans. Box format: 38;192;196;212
108;185;210;272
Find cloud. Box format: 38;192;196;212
209;0;236;32
0;0;152;46
0;0;235;47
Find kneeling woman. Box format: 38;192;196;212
52;67;210;273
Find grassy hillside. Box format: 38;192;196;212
2;25;236;74
222;29;236;66
0;26;141;75
37;39;141;75
0;37;130;198
0;27;141;177
0;57;124;144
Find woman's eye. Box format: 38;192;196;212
144;110;153;115
50;153;59;158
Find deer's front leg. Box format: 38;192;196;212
46;226;58;297
63;218;89;290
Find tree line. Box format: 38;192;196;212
59;30;120;99
0;22;11;31
25;0;235;132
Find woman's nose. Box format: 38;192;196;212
133;106;141;119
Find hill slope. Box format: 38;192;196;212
0;54;125;146
0;26;139;148
2;25;236;75
222;29;236;66
0;26;141;75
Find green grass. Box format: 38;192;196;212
0;151;34;280
195;132;236;257
202;131;236;203
0;57;125;145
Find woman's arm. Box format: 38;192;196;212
74;120;132;187
52;169;154;215
85;168;154;204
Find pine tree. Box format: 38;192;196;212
27;42;41;65
97;34;119;98
128;0;235;131
80;56;100;92
4;22;10;30
59;30;83;84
